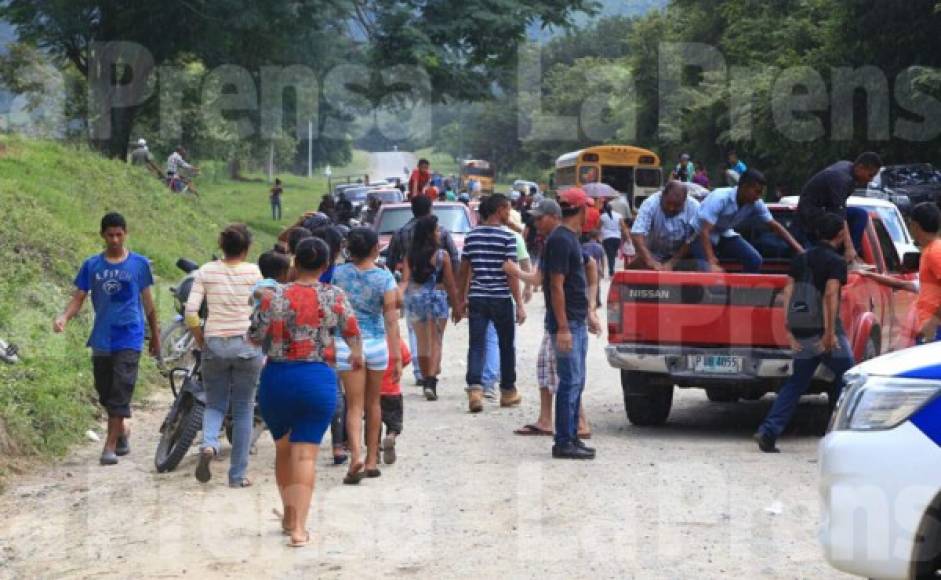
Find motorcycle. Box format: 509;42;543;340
154;353;268;473
157;258;201;374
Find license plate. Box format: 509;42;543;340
689;355;743;374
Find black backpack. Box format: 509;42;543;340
786;251;824;337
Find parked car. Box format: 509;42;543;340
820;341;941;580
779;195;918;261
605;204;918;425
372;202;476;267
867;163;941;212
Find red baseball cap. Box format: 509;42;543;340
558;187;594;208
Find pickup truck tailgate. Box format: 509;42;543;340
608;271;791;348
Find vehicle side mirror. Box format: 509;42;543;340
903;252;921;273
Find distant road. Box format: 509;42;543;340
368;151;417;182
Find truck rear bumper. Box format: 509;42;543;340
605;343;797;383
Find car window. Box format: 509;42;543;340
873;219;902;272
376;206;471;235
873;207;907;244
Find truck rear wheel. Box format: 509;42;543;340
621;371;673;426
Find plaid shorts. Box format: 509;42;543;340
537;332;558;393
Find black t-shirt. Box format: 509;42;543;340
798;161;854;230
543;226;588;332
788;243;847;337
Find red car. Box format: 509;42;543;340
605;205;919;426
373;202;477;268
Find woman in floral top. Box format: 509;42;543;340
250;237;362;547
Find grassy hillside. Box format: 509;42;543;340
0;137;360;476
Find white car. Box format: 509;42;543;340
779;195;918;262
819;342;941;579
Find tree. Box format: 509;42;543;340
1;0;337;159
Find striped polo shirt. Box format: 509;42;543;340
462;225;517;299
185;260;262;337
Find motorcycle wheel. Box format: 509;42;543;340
154;393;204;473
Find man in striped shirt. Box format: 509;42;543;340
456;194;527;413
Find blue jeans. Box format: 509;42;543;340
692;235;763;273
846;206;868;255
404;308;422;381
466;297;516;391
553;321;589;447
759;332;854;439
271;200;282;220
201;336;263;484
482;323;500;391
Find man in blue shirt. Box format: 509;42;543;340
54;213;160;466
693;170;804;273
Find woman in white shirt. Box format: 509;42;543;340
599;200;625;277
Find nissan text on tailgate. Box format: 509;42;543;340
606;205;919;426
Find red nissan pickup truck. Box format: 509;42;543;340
605;205;919;426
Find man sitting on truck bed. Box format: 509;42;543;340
630;180;700;271
692;169;804;273
755;213;855;453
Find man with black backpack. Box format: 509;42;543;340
755;213;855;453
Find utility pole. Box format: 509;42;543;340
308;119;314;178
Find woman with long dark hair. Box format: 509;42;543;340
333;227;401;482
250;237;363;546
599;199;625;277
401;215;460;400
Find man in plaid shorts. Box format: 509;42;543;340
512;199;600;437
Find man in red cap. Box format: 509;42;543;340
544;188;596;460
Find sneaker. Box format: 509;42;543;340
115;434;130;457
552;444;595;460
754;431;780;453
500;389;522;408
195;447;215;482
467;389;484;413
382;435;397;465
482;389;496;401
99;450;119;466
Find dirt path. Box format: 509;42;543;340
0;287;850;579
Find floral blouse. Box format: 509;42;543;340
249;282;361;364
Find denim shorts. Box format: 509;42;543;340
405;289;449;322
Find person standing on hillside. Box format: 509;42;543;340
270;178;284;221
409;159;432;200
54;212;161;466
129;138;161;177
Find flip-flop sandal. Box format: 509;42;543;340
514;424;553;436
272;508;291;536
364;468;381;478
288;531;310;548
343;463;365;485
333;453;349;466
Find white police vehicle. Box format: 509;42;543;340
820;341;941;579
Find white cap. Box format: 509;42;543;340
137;138;147;147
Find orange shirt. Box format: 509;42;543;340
916;239;941;329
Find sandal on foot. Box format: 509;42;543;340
272;508;292;535
195;447;215;483
333;452;349;466
288;531;310;548
364;468;381;478
343;463;365;485
514;424;553;436
229;478;252;488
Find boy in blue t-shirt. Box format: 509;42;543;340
54;213;160;466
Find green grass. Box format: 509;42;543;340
0;136;368;475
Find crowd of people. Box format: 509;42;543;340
55;148;941;544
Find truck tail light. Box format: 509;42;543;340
607;283;622;338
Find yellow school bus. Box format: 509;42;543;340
459;159;495;196
554;145;662;210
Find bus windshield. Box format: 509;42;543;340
462;166;494;177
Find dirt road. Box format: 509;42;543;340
0;285;849;579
